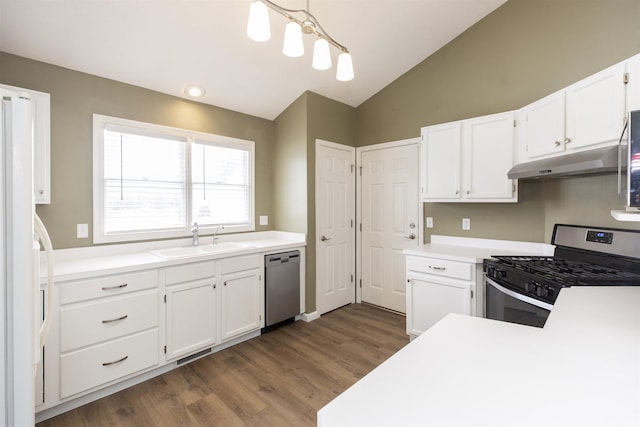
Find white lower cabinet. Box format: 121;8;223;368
165;279;217;360
38;248;295;421
57;269;160;399
405;255;478;339
219;255;263;342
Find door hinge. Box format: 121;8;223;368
350;274;354;283
164;345;167;354
359;279;362;288
512;183;516;194
513;119;516;128
350;219;354;228
359;166;363;176
624;72;629;84
470;289;474;299
359;223;362;232
259;314;262;321
164;294;166;303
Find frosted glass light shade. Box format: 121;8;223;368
283;21;304;57
247;1;271;42
312;39;332;70
336;52;354;81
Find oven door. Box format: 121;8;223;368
485;278;553;328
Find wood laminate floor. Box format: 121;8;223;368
37;303;408;426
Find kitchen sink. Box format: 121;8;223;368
150;242;254;259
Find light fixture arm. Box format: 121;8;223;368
258;0;349;53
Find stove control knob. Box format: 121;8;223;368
536;285;550;298
525;281;536;293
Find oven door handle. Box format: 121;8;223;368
486;278;553;311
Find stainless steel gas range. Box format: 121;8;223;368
483;224;640;327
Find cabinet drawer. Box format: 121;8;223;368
60;329;159;398
60;270;158;305
60;290;158;352
220;254;262;275
406;256;473;281
165;260;216;285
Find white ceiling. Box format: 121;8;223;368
0;0;508;120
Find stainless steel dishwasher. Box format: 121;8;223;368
264;250;300;331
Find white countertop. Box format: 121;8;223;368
41;231;306;282
404;235;555;263
318;286;640;427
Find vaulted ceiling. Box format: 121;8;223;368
0;0;508;120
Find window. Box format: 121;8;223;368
93;115;254;243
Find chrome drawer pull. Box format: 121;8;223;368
101;314;128;324
101;283;128;291
102;355;128;366
429;265;446;271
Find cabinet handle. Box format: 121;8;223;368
102;355;128;366
554;140;562;147
466;190;470;195
455;190;459;195
564;137;572;144
429;265;446;271
101;314;128;324
101;283;128;291
224;281;227;286
213;283;216;289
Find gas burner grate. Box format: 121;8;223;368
490;255;640;285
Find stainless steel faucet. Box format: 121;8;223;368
212;225;224;245
191;222;199;246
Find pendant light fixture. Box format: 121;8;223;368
246;0;354;81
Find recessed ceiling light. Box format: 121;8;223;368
184;85;205;97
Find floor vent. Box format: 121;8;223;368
176;348;212;366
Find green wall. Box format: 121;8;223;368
357;0;640;243
0;52;275;249
274;92;356;312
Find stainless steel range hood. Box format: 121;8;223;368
507;145;625;179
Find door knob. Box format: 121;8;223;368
320;235;331;242
404;233;416;240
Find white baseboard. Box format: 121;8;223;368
301;311;319;322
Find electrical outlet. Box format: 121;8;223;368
462;218;471;231
259;215;268;226
426;217;434;228
77;223;89;239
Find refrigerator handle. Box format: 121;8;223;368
34;213;54;346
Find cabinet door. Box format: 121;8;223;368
626;53;640;113
220;269;262;342
165;278;217;360
566;62;626;151
421;122;462;199
463;112;516;200
519;90;566;159
407;276;470;337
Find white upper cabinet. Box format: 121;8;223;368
627;53;640;113
518;90;566;159
518;61;627;162
463;112;516;200
421;111;517;203
565;61;626;151
0;83;51;204
421;121;462;200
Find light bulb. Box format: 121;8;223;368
336;52;354;81
247;1;271;42
283;21;304;57
184;85;205;97
312;39;331;70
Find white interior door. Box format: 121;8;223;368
359;140;420;313
316;140;356;315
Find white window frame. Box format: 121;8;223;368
93;114;255;244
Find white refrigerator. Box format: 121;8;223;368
1;88;54;426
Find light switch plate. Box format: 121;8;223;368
462;218;471;230
259;215;268;226
77;223;89;238
426;217;434;228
